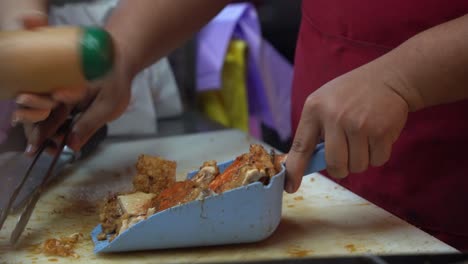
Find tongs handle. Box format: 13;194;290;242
305;142;326;174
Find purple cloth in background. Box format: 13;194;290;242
0;100;14;144
196;3;292;141
196;5;246;91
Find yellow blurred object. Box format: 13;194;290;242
198;40;249;132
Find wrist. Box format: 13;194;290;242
105;21;141;82
374;47;426;112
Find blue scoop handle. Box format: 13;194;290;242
305;142;326;174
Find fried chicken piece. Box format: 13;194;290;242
99;192;157;238
146;181;201;212
211;164;267;193
99;194;124;235
119;215;145;234
209;144;278;193
207;153;248;192
133;155;176;194
191;160;219;187
100;158;216;238
116;192;157;234
273;152;287;172
97;144;281;239
42;233;83;258
118;192;157;215
144;161;218;213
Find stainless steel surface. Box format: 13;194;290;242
0;146;76;220
0;152;25;229
0;144;47;231
10;137;66;245
2;116;74;245
11;148;75;213
1;123;109;246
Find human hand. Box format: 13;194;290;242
285;60;410;193
5;7;132;155
4;8;87;154
9;13;61;125
23;42;133;154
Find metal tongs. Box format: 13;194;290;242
0;117;74;246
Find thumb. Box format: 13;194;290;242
285;111;321;193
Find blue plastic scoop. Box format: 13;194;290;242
91;143;325;253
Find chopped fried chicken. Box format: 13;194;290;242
133;155;176;194
273;153;287;173
42;233;83;258
148;181;201;212
118;192;156;215
209;144;277;193
191;160;219;187
99;194;123;235
144;161;220;212
98;192;158;239
98;144;282;240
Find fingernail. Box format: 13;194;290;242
11;115;19;127
25;144;36;154
285;181;294;193
15;96;26;105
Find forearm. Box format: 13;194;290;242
105;0;230;77
381;13;468;111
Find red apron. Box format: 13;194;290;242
292;0;468;250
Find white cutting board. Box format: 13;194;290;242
0;129;457;263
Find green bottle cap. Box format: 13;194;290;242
80;26;114;80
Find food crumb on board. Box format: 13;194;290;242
287;204;294;208
41;233;83;258
287;245;313;257
345;244;357;252
310;177;315;182
51;209;63;215
293;196;304;201
48;258;59;262
356;203;370;206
